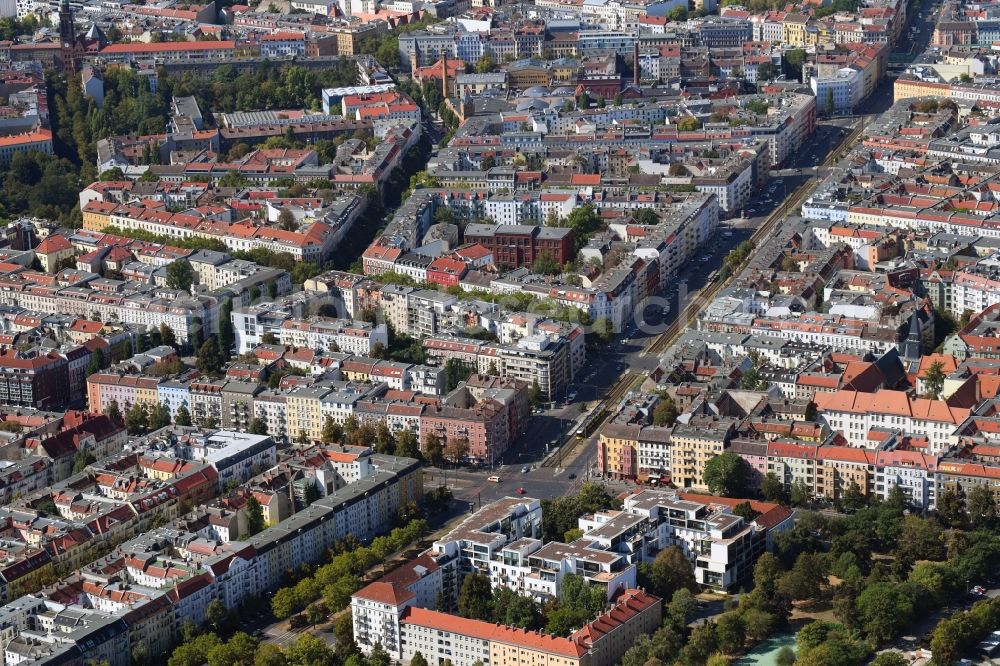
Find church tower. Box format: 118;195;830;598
59;0;77;73
901;312;923;363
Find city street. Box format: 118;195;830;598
423;111;870;511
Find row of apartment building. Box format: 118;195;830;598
0;451;423;666
351;489;792;666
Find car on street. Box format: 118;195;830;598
487;475;501;482
517;487;526;494
521;466;529;473
568;473;576;479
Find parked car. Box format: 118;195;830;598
521;466;529;474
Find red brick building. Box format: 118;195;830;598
463;223;574;270
419;399;510;465
0;350;69;409
426;256;468;288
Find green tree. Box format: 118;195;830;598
761;472;788;503
796;621;842;652
667;588;698;628
531;252;561;275
703;452;751;497
564;203;601;248
966;485;997;528
475;55;496;73
125;403;148;435
678;623;718;666
374;422;395;454
211;633;258;666
245;496;265;536
784;49;806;80
641;546;697;600
908;561;960;604
592;317;614;343
838;481;866;513
528;380;543;406
652;396;679;426
197;336;225;375
753;553;784;600
271;587;301;620
937;488;965;527
677;116;701;131
790;479;812;507
395;430;420;458
457;572;492;620
740;366;768;390
424;432;445;467
303;483;320;507
71;447;96;474
758;61;777;81
409;654;429;666
779;552;826;600
895;515;945;562
169;634;223;666
332;613;358;661
870;652;907;666
444;358;472;392
733;501;759;523
492;588;542;629
856;583;914;644
218;170;249;188
249;418;268;435
775;646;796;666
922;360;946;399
321;416;342;443
175;405;192;427
160;322;177;348
277;207;297;231
148;403;171;431
87;348;104;376
254;644;285;666
165;258;195;292
716;612;746;654
285;634;334;666
205;598;227;633
541;482;617;541
105;400;122;424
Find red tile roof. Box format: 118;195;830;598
353;580;415;606
402;607;587;657
570;588;660;647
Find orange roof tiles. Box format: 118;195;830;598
402;607;587;657
814;389;969;423
354;580;415;606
